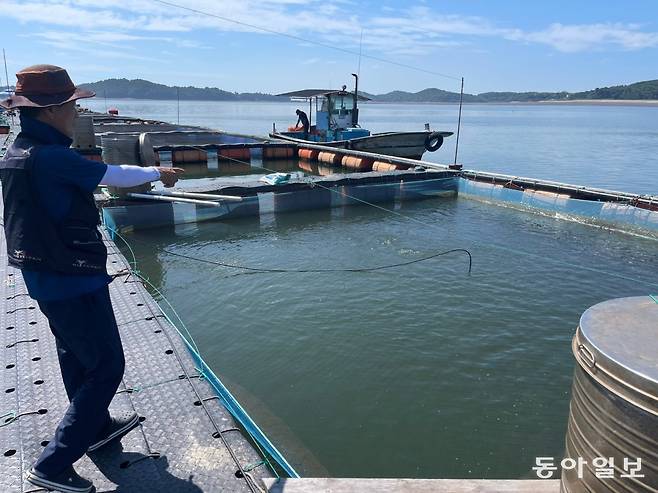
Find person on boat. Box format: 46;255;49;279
295;108;310;139
0;64;183;493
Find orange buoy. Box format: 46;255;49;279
341;155;373;171
298;149;319;161
372;161;410;172
219;148;251;161
183;150;198;162
318;152;341;165
263;147;294;159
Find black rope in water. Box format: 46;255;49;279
158;246;473;274
107;227;472;275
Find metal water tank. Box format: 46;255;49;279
561;296;658;492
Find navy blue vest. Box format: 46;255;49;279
0;135;107;275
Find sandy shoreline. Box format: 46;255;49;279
531;99;658;106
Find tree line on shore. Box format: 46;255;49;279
74;78;658;103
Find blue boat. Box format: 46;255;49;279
271;75;453;160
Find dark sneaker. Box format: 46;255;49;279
27;466;94;493
87;411;140;453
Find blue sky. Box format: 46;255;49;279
2;0;658;95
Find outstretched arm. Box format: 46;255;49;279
100;165;184;188
35;148;184;191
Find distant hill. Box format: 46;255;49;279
79;78;658;103
80;79;283;101
570;80;658;100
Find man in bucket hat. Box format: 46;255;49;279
0;65;183;493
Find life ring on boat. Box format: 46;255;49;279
424;132;444;152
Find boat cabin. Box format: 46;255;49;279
276;86;371;143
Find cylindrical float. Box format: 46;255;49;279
318;151;341;166
341;155;373;171
298;149;319;161
263;146;294;159
372;161;411;172
219;147;251;161
561;296;658;492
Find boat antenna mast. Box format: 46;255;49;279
351;73;359;127
453;77;464;165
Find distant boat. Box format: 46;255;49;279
270;74;453;160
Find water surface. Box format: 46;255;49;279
87;99;658;478
119;195;657;478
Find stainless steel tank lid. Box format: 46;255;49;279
574;296;658;416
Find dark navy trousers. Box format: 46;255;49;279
34;285;125;476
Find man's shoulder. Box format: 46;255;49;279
31;144;106;191
31;142;79;160
0;137;35;165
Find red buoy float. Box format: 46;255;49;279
298;149;319;161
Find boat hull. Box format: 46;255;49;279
269;130;452;160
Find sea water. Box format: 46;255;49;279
86;99;658;478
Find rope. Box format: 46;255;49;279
0;408;48;427
158;246;471;275
0;411;15;428
5;338;38;349
116;372;202;394
107;225;472;275
133;270;201;355
650;295;658;304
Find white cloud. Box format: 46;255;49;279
518;23;658;52
2;0;658;61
